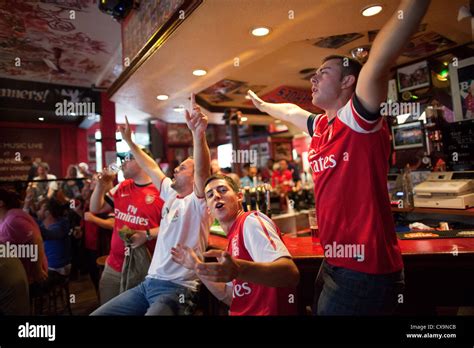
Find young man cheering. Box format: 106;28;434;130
91;94;211;315
247;0;431;315
172;174;299;315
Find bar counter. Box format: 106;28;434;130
208;231;474;315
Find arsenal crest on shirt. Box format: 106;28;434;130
145;194;155;204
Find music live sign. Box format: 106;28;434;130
0;128;61;181
246;85;323;114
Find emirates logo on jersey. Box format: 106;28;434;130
308;152;337;173
233;282;252;298
145;194;155;204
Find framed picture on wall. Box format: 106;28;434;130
397;60;431;93
449;57;474;121
391;121;425;150
273;142;293;161
167;124;192;145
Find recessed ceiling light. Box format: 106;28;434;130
156;94;169;101
173;106;185;112
275;119;281;123
241;116;248;122
245;95;251;100
192;69;207;76
38;117;44;121
251;27;271;37
361;5;382;17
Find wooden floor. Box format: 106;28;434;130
69;273;100;315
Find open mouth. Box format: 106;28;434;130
215;202;224;210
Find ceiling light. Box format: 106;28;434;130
275;119;281;123
350;45;371;63
173;106;185;112
361;5;382;17
251;27;271;37
38;117;44;121
241;117;248;122
156;94;169;101
245;95;251;100
192;69;207;76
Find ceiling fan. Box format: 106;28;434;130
43;47;66;74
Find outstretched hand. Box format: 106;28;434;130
171;244;202;270
247;90;266;112
118;115;133;144
195;249;240;283
185;93;208;136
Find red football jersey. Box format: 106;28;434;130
226;211;296;316
271;169;293;192
105;180;163;272
307;95;403;274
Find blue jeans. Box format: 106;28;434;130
91;277;198;316
313;260;405;316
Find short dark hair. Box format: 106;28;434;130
322;55;362;81
204;174;240;194
38;162;50;172
0;189;21;209
41;198;65;219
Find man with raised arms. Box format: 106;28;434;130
92;94;211;315
247;0;431;315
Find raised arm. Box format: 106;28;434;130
185;94;211;198
247;90;312;132
119;116;166;189
89;170;114;214
356;0;430;113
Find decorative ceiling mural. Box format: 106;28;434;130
0;0;122;88
198;79;267;106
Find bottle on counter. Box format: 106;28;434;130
401;164;414;209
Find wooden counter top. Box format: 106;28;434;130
208;231;474;258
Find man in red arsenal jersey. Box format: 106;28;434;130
247;0;430;315
90;146;164;304
172;174;299;315
271;159;293;193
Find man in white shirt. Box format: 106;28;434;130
91;94;211;315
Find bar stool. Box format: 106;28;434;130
30;273;72;315
96;255;108;275
95;255;108;303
